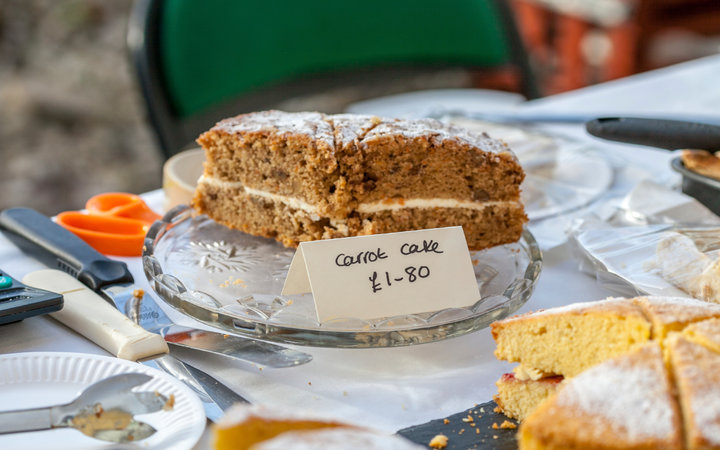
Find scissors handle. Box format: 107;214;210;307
0;208;133;292
86;193;161;224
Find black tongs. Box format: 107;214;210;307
586;117;720;151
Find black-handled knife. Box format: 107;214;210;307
586;117;720;151
0;207;312;368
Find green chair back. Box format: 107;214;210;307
129;0;539;158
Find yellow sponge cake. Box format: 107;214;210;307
667;335;720;450
680;317;720;355
518;343;683;450
491;297;651;379
632;296;720;341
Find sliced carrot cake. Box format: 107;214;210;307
193;110;527;250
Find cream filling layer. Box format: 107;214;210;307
513;365;554;381
199;175;521;215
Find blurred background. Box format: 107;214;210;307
1;0;719;215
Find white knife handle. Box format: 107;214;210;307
23;269;169;361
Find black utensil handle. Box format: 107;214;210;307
0;208;134;290
586;117;720;151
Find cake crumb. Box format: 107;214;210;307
479;407;485;413
428;434;448;449
443;418;450;425
493;406;501;413
132;289;144;298
492;422;499;429
163;394;175;411
476;428;480;434
500;420;517;429
493;435;498;439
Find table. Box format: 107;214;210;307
1;54;718;449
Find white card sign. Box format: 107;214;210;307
282;227;481;322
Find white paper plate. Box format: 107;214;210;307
0;352;205;450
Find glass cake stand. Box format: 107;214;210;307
143;206;543;348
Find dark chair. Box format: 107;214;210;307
128;0;540;159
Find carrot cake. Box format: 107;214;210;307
193;110;527;250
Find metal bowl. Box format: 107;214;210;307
671;157;720;216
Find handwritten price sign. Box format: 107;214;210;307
282;227;481;322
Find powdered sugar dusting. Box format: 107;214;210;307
363;117;514;156
217;403;342;428
556;344;675;442
637;295;720;323
214;110;334;147
211;111;517;158
330;113;382;149
253;428;423;450
502;297;633;323
692;382;720;445
672;338;720;445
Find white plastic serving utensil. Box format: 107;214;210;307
0;372;166;443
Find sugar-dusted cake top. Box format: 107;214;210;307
555;343;678;442
668;336;720;446
634;295;720;325
253;428;423;450
209;110;515;157
216;403;343;428
499;297;642;323
213;110;335;148
329;113;382;148
363;117;512;155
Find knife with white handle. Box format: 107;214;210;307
0;207;312;368
23;269;248;421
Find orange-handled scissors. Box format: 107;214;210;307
56;192;162;257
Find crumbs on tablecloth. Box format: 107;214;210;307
443;418;450;425
429;434;448;449
500;420;517;429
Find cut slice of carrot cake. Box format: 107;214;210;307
193;110;527;250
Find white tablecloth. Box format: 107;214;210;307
1;54;718;448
